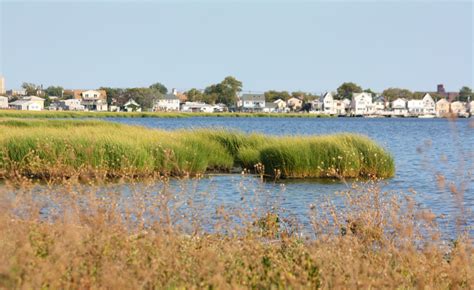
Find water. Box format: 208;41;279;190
107;117;473;234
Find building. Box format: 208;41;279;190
450;101;467;116
286;97;303;111
155;94;180;111
373;96;387;113
60;99;85;111
0;76;5;95
435;99;450;117
351;92;374;115
407;93;435;115
0;96;8;109
6;89;27;97
322;92;335;115
436;84;459;101
262;102;277;113
9;96;45;111
273;99;287;112
122;99;141;112
333;99;348;115
239;94;265;112
391;98;407;116
310;99;323;112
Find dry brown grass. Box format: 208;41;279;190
0;178;472;289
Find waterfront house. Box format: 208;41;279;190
287;97;303;111
450;101;467;116
122;99;141;112
310;98;324;113
391;98;408;116
407;99;423;115
0;96;8;109
273;99;287;112
373;96;386;113
78;90;108;111
322;92;335;115
9;96;45;111
60;99;85;111
181;101;216;113
262;102;277;113
469;101;474;115
421;93;436;115
435;99;450;117
333;99;347;115
239;94;265;112
351;92;374;115
155;94;180;111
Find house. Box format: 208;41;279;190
122;99;141;112
373;96;387;113
0;96;8;109
435;99;450;117
322;92;335;115
286;97;303;111
351;92;374;115
73;89;108;111
239;94;265;112
469;101;474;115
60;99;85;111
262;102;277;113
180;101;217;113
155;94;180;111
333;99;348;115
421;93;436;115
273;99;287;112
310;99;324;112
391;98;408;116
9;96;45;111
450;101;467;116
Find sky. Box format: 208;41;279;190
0;0;473;94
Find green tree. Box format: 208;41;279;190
336;82;362;99
123;88;161;110
45;86;64;97
149;82;168;95
100;87;125;105
22;82;39;96
459;86;472;102
382;88;413;101
186;88;204;102
264;90;291;102
204;76;242;106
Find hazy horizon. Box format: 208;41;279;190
1;0;472;93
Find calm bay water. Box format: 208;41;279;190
107;117;473;234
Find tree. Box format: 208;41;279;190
100;87;125;105
382;88;413;102
22;82;39;96
264;90;291;102
363;88;376;95
459;86;472;102
123;88;161;110
149;82;168;95
204;76;242;106
336;82;362;99
186;88;204;102
45;86;64;97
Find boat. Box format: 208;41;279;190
418;114;435;119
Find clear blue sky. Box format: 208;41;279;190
1;0;472;93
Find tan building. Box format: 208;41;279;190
0;76;5;95
450;101;467;116
435;99;450;117
287;97;303;111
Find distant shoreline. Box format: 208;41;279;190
0;110;471;119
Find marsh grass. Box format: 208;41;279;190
0;178;471;289
0;119;394;181
0;109;333;119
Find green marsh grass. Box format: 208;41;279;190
0;109;333;119
0;119;394;180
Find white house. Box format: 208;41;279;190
60;99;84;111
310;99;324;112
391;98;408;115
469;101;474;115
239;94;265;111
122;99;141;112
155;94;180;111
351;92;374;115
9;96;45;111
81;90;102;100
421;93;435;115
322;92;335;115
333;99;347;115
262;102;277;113
0;96;8;109
408;93;435;116
273;99;287;112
